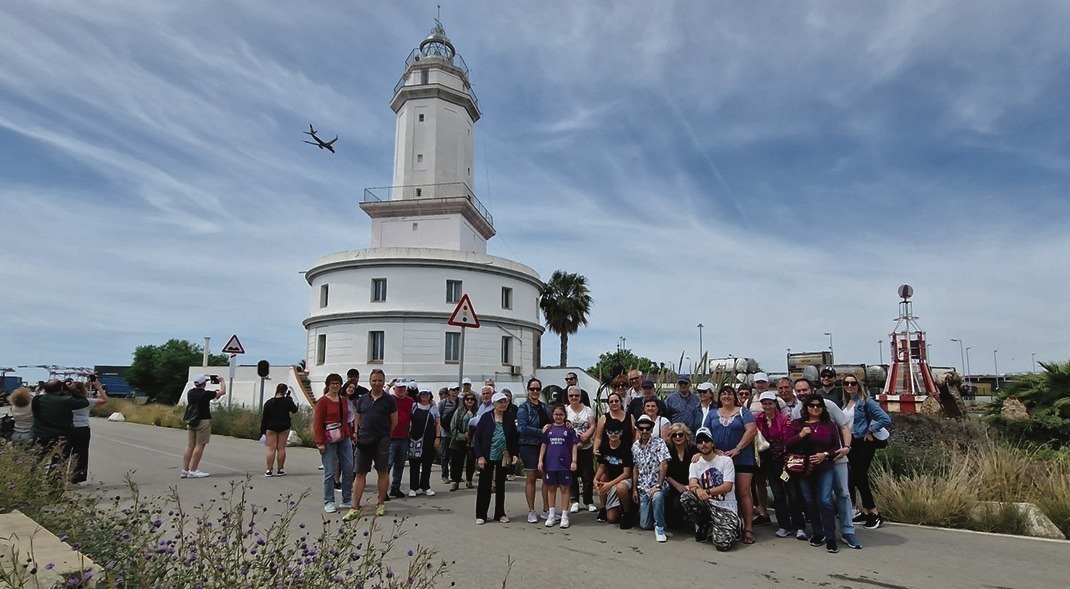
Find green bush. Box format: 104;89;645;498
985;415;1070;450
0;441;72;518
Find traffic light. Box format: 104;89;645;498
257;360;270;378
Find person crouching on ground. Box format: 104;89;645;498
680;427;741;552
594;428;634;526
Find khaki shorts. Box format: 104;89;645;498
188;420;212;446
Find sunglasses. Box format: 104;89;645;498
671;433;686;439
607;430;623;436
807;403;824;409
565;376;577;380
568;394;581;398
637;427;654;432
608;399;621;403
844;381;859;386
629;377;641;381
528;387;541;391
696;438;713;445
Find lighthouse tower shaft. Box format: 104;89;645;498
361;20;494;253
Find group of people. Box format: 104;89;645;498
5;376;108;483
307;366;893;554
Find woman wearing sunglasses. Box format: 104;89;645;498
593;390;636;457
702;385;759;545
448;393;479;491
664;423;697;529
517;378;552;523
786;398;842;553
566;386;597;513
844;376;891;530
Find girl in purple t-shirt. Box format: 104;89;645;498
539;405;578;528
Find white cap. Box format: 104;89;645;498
462;378;473;385
491;392;508;403
696;382;715;392
407;381;418;390
193;375;208;385
695;427;714;441
753;372;769;382
637;414;654;424
758;391;778;403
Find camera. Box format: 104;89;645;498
88;374;97;382
209;375;220;384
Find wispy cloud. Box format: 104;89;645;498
1;0;1068;381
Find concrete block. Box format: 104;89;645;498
0;510;101;587
107;412;125;422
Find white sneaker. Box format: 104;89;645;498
545;516;557;527
655;526;667;543
588;504;598;512
527;510;538;523
560;514;570;529
180;470;189;479
539;511;549;520
407;490;417;497
425;489;435;496
324;502;337;514
188;470;210;478
569;502;580;513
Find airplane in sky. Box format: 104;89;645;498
303;124;337;153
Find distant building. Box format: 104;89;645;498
303;21;544;387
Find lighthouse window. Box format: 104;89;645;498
446;280;463;304
445;332;461;363
316;334;327;366
372;278;387;302
501;287;513;309
501;336;513;365
421;69;429;85
418;114;425;122
368;331;385;363
319;284;329;308
417;154;423;163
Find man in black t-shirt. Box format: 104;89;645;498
344;369;398;520
181;374;227;479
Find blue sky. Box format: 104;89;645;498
2;1;1069;382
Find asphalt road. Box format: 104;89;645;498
78;417;1067;588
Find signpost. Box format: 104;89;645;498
221;335;245;407
447;295;480;387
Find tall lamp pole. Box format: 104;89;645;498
697;323;704;364
824;332;834;357
993;349;1000;389
950;339;966;383
965;347;972;386
1032;352;1037;374
877;340;884;365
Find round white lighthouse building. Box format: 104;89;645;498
304;21;544;387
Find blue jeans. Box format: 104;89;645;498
389;438;409;491
799;468;836;538
833;460;855;534
321;438;353;505
638;488;666;530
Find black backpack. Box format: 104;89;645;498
0;414;14;440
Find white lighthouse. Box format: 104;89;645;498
303;21;544;387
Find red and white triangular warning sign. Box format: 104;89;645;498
447;294;480;328
221;334;245;355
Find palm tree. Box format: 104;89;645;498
539;270;593;368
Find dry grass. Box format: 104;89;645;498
874;432;1070;538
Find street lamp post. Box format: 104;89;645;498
824;332;834;356
965;347;972;385
697;323;704;364
878;340;884;365
993;349;1000;389
1032;352;1037;374
950;339;966;383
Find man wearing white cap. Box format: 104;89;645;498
632;415;671;542
388;379;416;497
680;427;740;551
181;374;227;479
461;377;474;398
